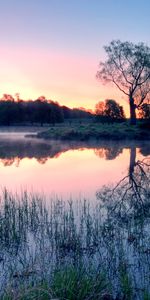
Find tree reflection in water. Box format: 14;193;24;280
94;146;123;160
95;146;150;298
0;138;74;166
96;145;150;218
0;137;149;298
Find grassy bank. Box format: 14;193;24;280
0;184;149;299
36;121;150;141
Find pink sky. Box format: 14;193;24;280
0;1;149;117
0;45;129;114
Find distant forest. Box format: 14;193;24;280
0;94;92;126
0;94;149;126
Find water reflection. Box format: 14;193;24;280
0;135;149;198
95;148;150;298
96;145;150;219
0;137;149;166
0;135;150;298
94;146;123;160
0;138;68;166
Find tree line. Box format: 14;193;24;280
0;95;92;126
0;93;149;126
1;40;150;126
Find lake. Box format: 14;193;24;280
0;131;149;199
0;130;150;299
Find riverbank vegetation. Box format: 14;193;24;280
37;120;150;141
0;94;150;142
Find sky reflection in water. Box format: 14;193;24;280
0;135;149;199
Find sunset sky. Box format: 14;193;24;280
0;0;150;114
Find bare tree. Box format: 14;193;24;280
97;40;150;124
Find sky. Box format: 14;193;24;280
0;0;150;114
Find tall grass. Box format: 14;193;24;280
0;189;149;299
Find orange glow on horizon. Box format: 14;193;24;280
0;45;130;116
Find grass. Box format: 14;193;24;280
51;265;109;300
36;121;150;141
3;267;110;300
0;185;149;299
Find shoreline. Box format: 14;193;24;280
0;123;149;142
35;122;150;142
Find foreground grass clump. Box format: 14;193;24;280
51;265;109;300
0;188;150;299
3;266;110;300
36;121;150;141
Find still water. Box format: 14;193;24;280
0;132;149;199
0;131;150;299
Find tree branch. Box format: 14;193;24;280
111;74;129;96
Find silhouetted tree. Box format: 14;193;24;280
0;101;18;125
97;40;150;125
24;101;36;125
138;103;150;119
49;101;64;125
15;93;21;102
1;94;15;101
105;99;125;119
95;99;125;122
62;106;71;119
34;100;49;126
95;101;105;116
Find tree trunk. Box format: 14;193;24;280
129;96;136;125
129;146;136;181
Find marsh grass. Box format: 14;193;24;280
0;189;149;299
51;265;110;300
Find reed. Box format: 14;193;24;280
0;188;149;299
